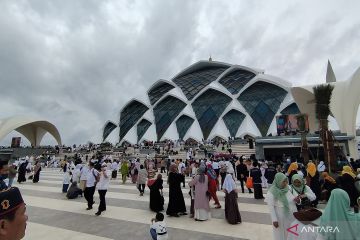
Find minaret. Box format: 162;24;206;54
326;60;336;83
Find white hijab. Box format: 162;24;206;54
317;161;325;172
222;174;236;193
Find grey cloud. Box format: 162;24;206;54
0;0;359;145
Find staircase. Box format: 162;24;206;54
215;143;255;158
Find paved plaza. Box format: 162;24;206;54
16;169;274;240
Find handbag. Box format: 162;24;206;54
291;185;312;210
147;179;156;187
246;171;253;189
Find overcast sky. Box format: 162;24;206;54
1;0;360;146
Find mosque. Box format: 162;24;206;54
103;59;360;160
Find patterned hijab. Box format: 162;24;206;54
206;164;217;180
269;173;289;213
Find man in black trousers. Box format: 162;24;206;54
236;158;252;193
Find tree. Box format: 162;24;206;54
296;114;310;165
313;84;336;173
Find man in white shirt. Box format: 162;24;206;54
111;160;118;179
79;164;89;191
84;162;99;210
95;163;111;216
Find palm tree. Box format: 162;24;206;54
313;84;336;173
296;114;310;165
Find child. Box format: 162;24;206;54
150;213;168;240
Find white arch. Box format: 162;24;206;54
0;115;62;147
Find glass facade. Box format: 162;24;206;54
192;89;232;140
119;100;149;140
222;109;246;137
173;67;229;100
103;121;117;141
153;96;186;141
219;70;256;94
237;81;287;136
176;115;194;140
137;119;152;142
280;103;300;115
148;82;175;105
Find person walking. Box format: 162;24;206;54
121;160;129;184
32;161;41;183
79;163;89;192
222;173;241;224
96;163;111;216
265;172;297;240
236;158;251;193
84;162;99;210
149;174;164;212
137;165;148;196
62;162;71;193
264;164;277;188
111;160;118;179
166;164;187;217
206;164;221;208
250;162;264;199
189;165;210;221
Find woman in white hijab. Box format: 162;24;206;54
222;173;241;224
317;161;325;173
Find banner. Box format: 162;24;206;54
11;137;21;148
276;114;309;135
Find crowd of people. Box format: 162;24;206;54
1;150;360;240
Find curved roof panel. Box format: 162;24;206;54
192;89;232;139
238;81;287;136
280;102;301;115
137;119;152;143
219;69;256;95
119;100;149;140
153;96;186;141
148;81;175;105
176;115;194;140
222;109;246;137
103;121;117;142
173;66;229;100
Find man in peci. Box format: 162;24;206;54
0;187;28;240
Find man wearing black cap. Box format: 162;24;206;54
0;187;28;240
